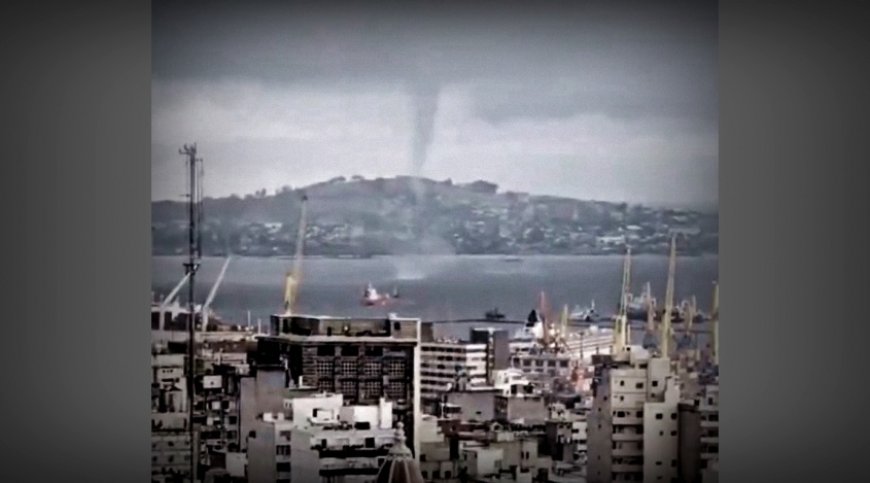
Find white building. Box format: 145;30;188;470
418;415;459;483
546;404;588;466
151;352;192;482
247;412;295;483
678;384;719;483
291;397;396;483
421;340;489;400
587;346;681;483
460;442;504;478
247;392;397;483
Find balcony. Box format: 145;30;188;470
612;432;643;442
612;415;643;425
612;463;643;473
612;447;643;457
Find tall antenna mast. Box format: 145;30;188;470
179;143;202;483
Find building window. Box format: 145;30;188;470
619;380;625;386
655;413;663;420
671;413;677;420
671;430;677;436
636;410;643;417
656;461;662;466
318;346;334;356
422;471;428;479
341;346;359;356
635;382;643;389
652;380;659;388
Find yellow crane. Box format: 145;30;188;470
660;234;677;358
614;246;632;353
283;193;308;315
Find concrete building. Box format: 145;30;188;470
470;328;511;382
510;349;573;380
544;404;588;467
291;397;396;483
198;364;243;461
152;351;192;483
460;442;504;479
418;415;460;483
239;367;292;452
257;314;422;456
420;340;488;401
587;347;681;483
247;392;397;483
678;384;719;483
441;388;500;422
495;392;548;425
247;412;295;483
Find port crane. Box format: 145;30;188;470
201;257;232;332
282;192;308;315
613;247;632;353
660;235;678;357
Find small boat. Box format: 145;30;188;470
362;283;395;307
570;300;600;322
485;307;506;321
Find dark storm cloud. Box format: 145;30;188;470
151;0;718;208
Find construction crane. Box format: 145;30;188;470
614;246;632;353
282;192;308;315
201;257;232;333
160;272;191;310
660;235;678;358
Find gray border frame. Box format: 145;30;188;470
2;1;868;481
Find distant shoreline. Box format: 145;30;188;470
152;252;720;260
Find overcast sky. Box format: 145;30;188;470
152;0;718;209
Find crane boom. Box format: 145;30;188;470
161;272;191;310
201;257;232;333
614;246;632;353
